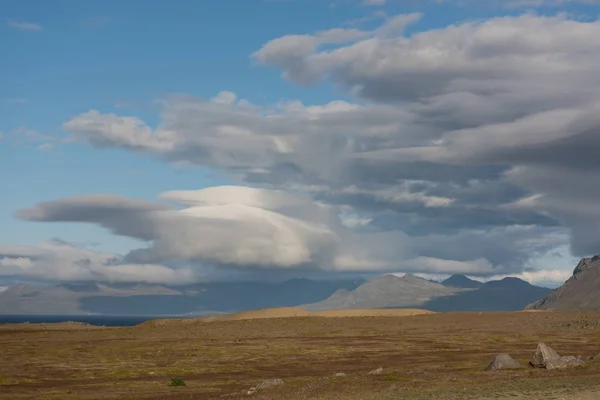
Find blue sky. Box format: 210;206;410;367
3;0;600;285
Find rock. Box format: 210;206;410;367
529;342;585;370
256;379;284;390
588;353;600;361
545;355;585;370
332;372;347;377
367;367;383;375
485;354;521;371
529;342;561;368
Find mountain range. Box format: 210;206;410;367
0;271;559;315
0;278;363;315
526;255;600;310
301;273;552;312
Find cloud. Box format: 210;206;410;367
0;240;193;284
252;13;422;84
15;186;565;282
8;20;43;31
422;0;600;7
363;0;387;5
17;188;340;270
3;128;60;149
23;12;600;283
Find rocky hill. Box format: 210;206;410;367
526;256;600;310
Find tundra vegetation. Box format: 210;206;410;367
2;311;600;399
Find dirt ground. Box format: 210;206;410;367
2;311;600;399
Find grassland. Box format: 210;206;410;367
2;311;600;399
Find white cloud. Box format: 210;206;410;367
14;185;567;283
8;20;43;31
0;240;193;284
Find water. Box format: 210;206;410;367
0;314;189;327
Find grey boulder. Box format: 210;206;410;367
529;342;561;368
529;342;585;369
485;354;521;371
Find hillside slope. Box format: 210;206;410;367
526;256;600;310
301;274;465;311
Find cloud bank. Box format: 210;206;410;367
6;12;600;285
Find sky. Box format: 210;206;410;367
3;0;600;288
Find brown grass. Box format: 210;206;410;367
1;311;600;399
200;307;434;322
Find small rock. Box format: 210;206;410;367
545;355;585;370
332;372;347;377
485;354;521;371
368;367;383;375
589;353;600;361
529;342;561;368
256;378;284;390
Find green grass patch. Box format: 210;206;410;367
170;378;186;387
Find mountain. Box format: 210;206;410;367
0;278;363;315
0;282;183;315
300;274;552;312
300;274;466;311
424;277;552;312
441;274;484;289
525;256;600;310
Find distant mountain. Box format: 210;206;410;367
299;273;551;312
424;277;551;312
0;278;364;315
441;274;484;289
0;282;183;315
526;256;600;310
300;274;466;311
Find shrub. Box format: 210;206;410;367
170;377;186;387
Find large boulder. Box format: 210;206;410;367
529;342;561;368
529;342;585;369
485;354;521;371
